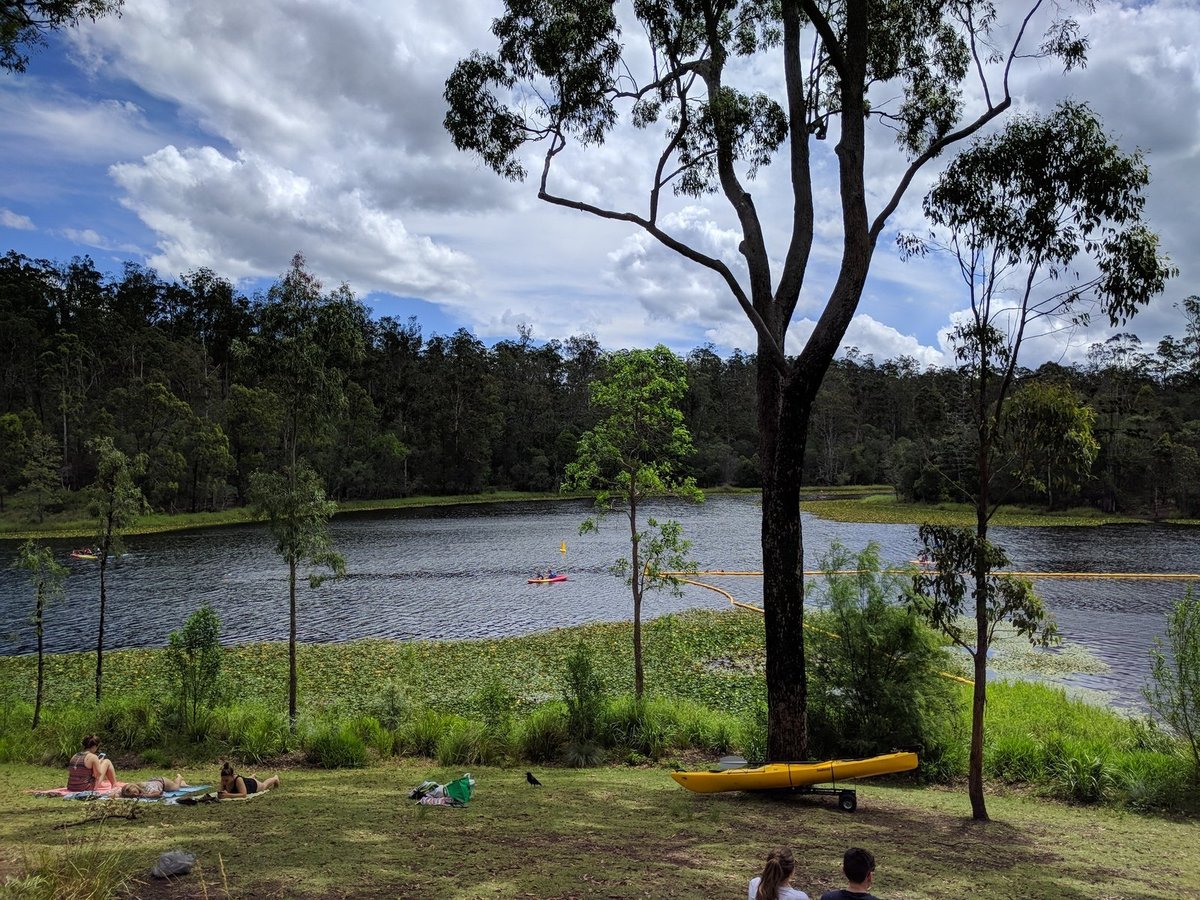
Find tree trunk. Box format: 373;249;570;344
96;551;107;703
970;440;991;820
629;481;644;699
289;557;298;728
34;593;44;729
761;373;810;761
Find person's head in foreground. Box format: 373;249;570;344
753;846;799;900
842;847;875;891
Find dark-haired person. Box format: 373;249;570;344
217;761;280;798
66;735;117;792
819;847;879;900
749;846;809;900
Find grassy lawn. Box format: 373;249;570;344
1;761;1197;898
803;493;1147;527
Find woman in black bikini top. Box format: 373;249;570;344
218;761;281;798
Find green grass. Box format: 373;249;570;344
803;493;1142;526
1;762;1198;898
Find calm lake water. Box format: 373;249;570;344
1;495;1197;706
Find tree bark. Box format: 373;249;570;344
289;557;298;728
34;594;44;729
630;481;644;699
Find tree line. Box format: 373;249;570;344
1;249;1197;519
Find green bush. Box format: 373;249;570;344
807;542;958;760
562;643;605;744
211;703;290;763
1113;752;1191;810
305;724;368;769
397;709;455;758
737;700;769;765
516;702;569;763
350;714;394;757
163;604;223;737
674;701;739;755
1049;746;1116;803
436;719;491;766
1146;589;1200;780
987;732;1045;783
366;680;410;731
603;696;674;757
94;695;163;753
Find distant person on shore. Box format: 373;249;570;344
819;848;879;900
218;761;280;798
749;847;809;900
120;773;190;798
66;735;117;792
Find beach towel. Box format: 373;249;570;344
30;784;211;804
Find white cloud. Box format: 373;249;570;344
1;208;35;230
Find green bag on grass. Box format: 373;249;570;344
445;774;475;805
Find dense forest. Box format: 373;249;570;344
1;249;1198;520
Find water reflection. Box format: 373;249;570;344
1;495;1196;707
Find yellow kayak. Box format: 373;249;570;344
670;751;918;793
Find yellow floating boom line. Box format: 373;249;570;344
656;567;1200;687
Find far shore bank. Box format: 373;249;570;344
3;483;1191;542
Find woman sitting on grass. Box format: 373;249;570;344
119;773;190;799
749;847;809;900
218;761;280;798
66;735;117;792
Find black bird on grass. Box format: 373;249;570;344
525;771;542;786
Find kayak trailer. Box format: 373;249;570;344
670;751;918;812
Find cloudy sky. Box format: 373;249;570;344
1;0;1197;366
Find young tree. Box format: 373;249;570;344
165;604;223;737
249;461;345;726
21;428;62;523
87;436;145;702
1145;590;1200;781
13;540;68;729
563;345;702;698
446;0;1090;759
905;102;1173;819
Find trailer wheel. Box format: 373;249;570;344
838;790;857;813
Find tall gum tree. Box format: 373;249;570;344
906;102;1174;819
445;0;1089;758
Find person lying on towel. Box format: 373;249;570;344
120;773;191;798
218;761;280;798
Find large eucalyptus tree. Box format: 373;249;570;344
445;0;1090;759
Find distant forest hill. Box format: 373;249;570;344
2;250;1199;519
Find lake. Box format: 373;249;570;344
2;494;1197;706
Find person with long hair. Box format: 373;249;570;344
119;773;190;799
749;847;809;900
66;735;117;792
217;761;280;798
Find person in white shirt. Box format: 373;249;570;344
749;846;810;900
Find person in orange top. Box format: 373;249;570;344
66;735;117;792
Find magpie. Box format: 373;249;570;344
525;771;542;786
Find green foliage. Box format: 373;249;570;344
436;718;495;767
0;832;133;900
807;542;959;760
561;643;605;744
211;702;290;764
910;525;1058;652
516;702;569;763
304;723;368;769
13;539;68;728
1145;589;1200;779
397;709;456;758
164;604;223;737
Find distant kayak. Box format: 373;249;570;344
528;575;568;584
70;549;99;560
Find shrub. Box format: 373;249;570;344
1114;752;1191;810
367;680;410;731
397;709;455;758
163;604;223;737
737;700;769;765
1049;748;1116;803
807;541;958;760
1145;589;1200;780
305;724;368;769
603;696;675;757
93;696;163;754
562;643;605;744
987;732;1045;783
562;740;605;768
436;719;491;766
350;714;394;757
516;702;569;763
211;703;290;764
674;702;739;756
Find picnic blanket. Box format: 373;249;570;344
30;784;212;804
